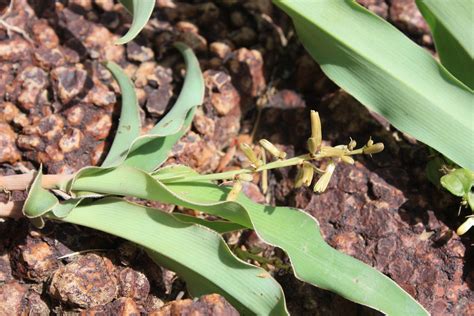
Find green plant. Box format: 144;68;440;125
0;1;430;315
273;0;473;234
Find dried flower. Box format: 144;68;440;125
295;162;314;188
363;143;384;155
259;139;287;159
456;216;474;235
314;163;336;193
226;180;243;201
240;143;263;168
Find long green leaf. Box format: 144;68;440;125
116;0;155;45
22;172;287;315
273;0;474;170
68;165;428;315
416;0;474;89
101;61;141;167
91;43;204;172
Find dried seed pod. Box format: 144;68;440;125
259;139;286;159
363;143;384;155
348;138;357;151
295;162;314;188
340;155;355;164
240;143;263;168
309;110;322;153
226;180;243;201
314;163;336;193
319;146;346;158
456;217;474;235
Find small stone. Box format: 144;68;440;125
127;41;155;62
356;0;388;18
390;0;430;37
17;135;43;151
193;108;215;137
204;70;240;116
228;48;266;97
31;20;60;49
0;253;13;282
118;268;150;302
145;85;173;116
33;47;66;70
0;123;21;164
178;32;207;52
16;66;49;111
38;114;64;141
0;281;49;315
94;0;115;11
149;294;238;315
59;128;83;153
210;42;232;59
85;111;112;140
0;39;32;62
85;78;116;107
10;235;59;282
51;65;88;104
66;105;85;126
49;254;119;308
107;297;141;315
0;102;20;122
230;26;257;46
134;62;157;88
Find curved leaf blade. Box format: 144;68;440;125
416;0;474;89
53;198;288;315
69;165;428;315
273;0;474;170
116;0;155;45
101;61;141;167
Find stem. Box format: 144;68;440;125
0;173;72;191
159;154;310;183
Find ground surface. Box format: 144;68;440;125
0;0;472;315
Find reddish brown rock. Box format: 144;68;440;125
16;66;49;111
356;0;388;18
390;0;430;37
127;41;155;62
149;294;238;316
204;70;240;116
0;281;49;315
118;267;150;302
31;20;60;49
108;297;142;315
49;254;119;308
0;123;21;164
10;234;59;282
0;253;13;282
85;111;112;140
0;39;32;62
33;47;66;70
51;65;88;104
58;128;83;153
37;114;65;141
228;48;266;97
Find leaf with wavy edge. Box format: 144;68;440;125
101;61;141;167
68;165;428;315
273;0;474;170
85;43;204;173
116;0;155;45
22;175;287;315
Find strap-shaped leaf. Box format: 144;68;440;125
68;165;428;315
101;61;141;167
116;0;155;45
90;43;204;172
23;187;287;314
273;0;474;171
416;0;474;89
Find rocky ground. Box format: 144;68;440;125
0;0;472;315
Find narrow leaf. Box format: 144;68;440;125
52;198;288;315
69;165;428;315
101;61;141;167
273;0;474;170
116;0;155;45
416;0;474;89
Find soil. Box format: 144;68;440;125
0;0;472;315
